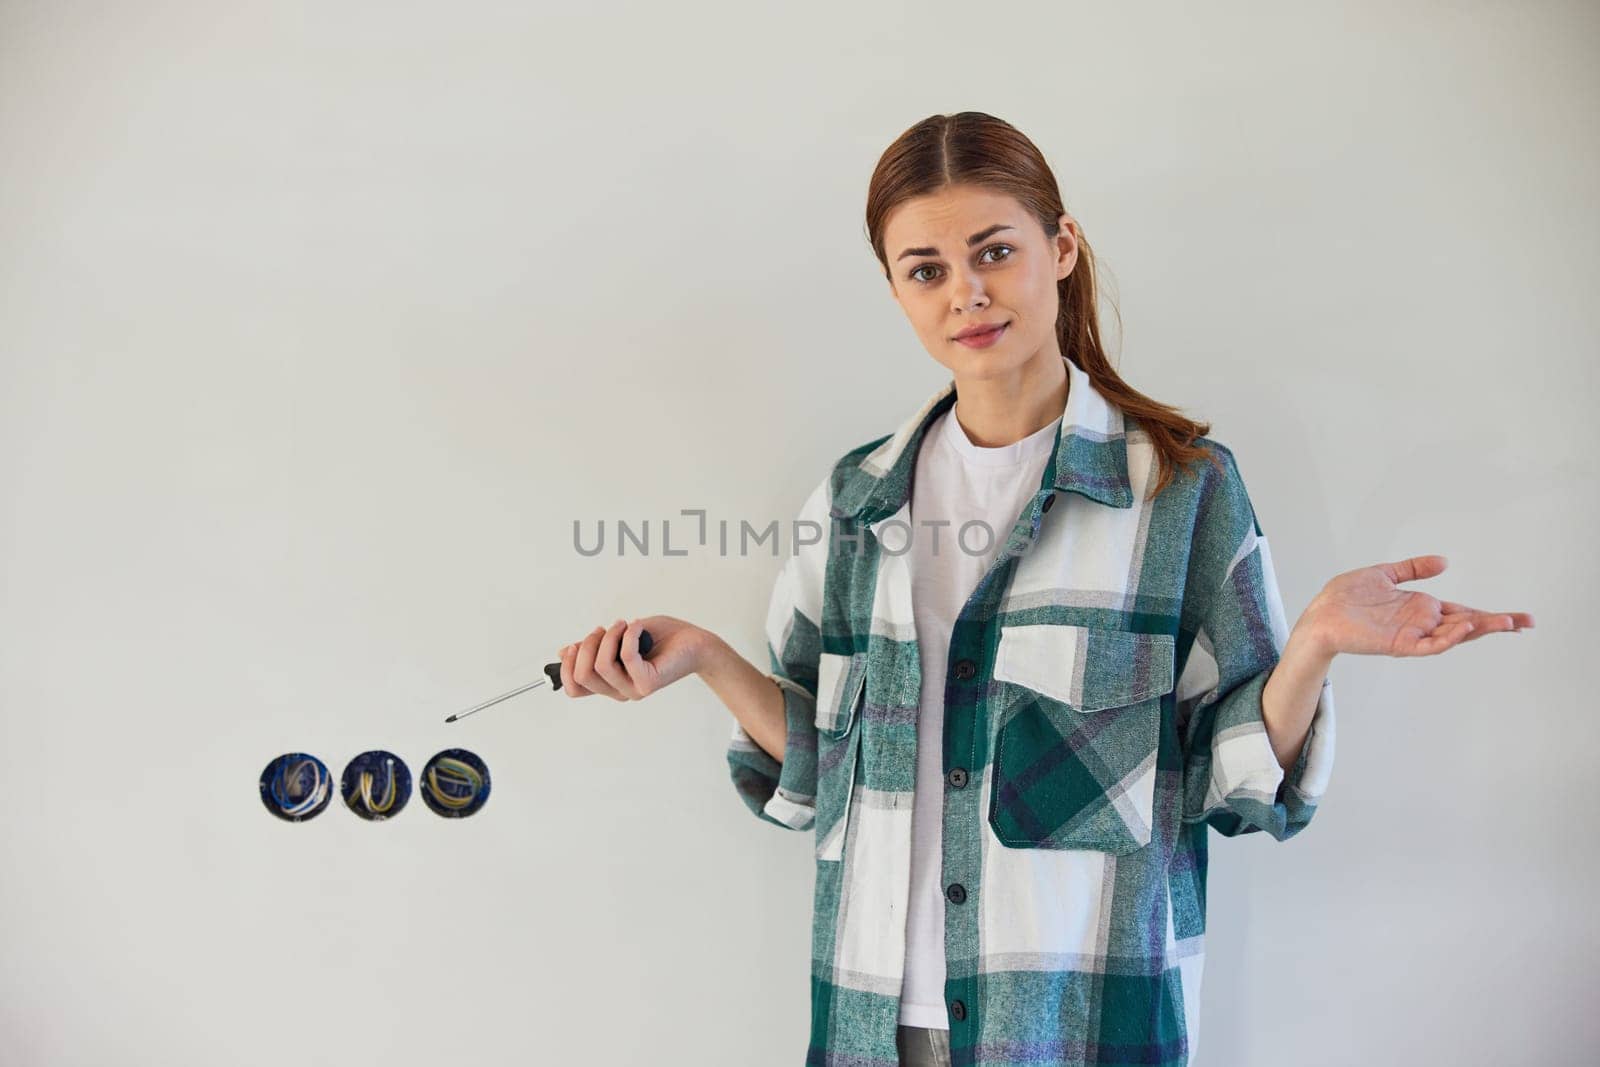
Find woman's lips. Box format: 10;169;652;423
954;323;1008;349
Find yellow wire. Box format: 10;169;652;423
349;761;397;815
434;759;480;793
367;761;396;813
428;769;472;808
428;757;482;809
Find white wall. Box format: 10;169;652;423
0;2;1591;1064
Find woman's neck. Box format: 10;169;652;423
949;352;1069;448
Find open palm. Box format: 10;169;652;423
1307;554;1535;658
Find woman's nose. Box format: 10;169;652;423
949;272;987;310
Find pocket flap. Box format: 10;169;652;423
814;650;867;737
992;623;1174;711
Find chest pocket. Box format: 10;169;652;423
813;650;867;862
987;623;1174;855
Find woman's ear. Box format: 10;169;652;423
1055;213;1079;279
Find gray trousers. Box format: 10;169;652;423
895;1024;952;1067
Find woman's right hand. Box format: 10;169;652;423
555;614;712;701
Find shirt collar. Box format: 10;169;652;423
829;355;1134;524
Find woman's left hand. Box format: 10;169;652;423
1302;553;1535;658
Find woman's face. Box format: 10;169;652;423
882;184;1077;383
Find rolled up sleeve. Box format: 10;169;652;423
1175;444;1336;841
725;474;831;831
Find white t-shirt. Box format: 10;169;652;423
897;402;1062;1029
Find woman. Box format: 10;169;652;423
553;113;1534;1067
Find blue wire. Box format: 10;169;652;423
270;755;323;814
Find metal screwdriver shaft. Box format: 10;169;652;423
445;678;549;723
444;629;655;723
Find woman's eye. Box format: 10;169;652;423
909;245;1014;284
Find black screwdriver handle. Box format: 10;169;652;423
543;628;655;690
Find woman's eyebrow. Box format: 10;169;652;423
896;223;1016;261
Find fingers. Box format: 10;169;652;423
1412;617;1476;656
617;618;658;697
566;626;619;699
557;641;582;695
1439;601;1536;634
591;619;642;700
554;614;682;700
1413;604;1538;655
560;621;643;700
1380;554;1449;585
1469;612;1520;637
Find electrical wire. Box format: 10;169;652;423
351;757;398;814
269;756;329;817
426;756;484;810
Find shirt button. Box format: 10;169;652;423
1042;493;1056;512
946;883;967;904
950;999;967;1022
947;767;968;788
953;658;976;680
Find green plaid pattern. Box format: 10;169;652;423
726;356;1336;1066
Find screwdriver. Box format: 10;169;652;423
444;629;655;723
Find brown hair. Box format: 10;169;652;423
863;111;1224;497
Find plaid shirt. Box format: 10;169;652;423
726;355;1336;1066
